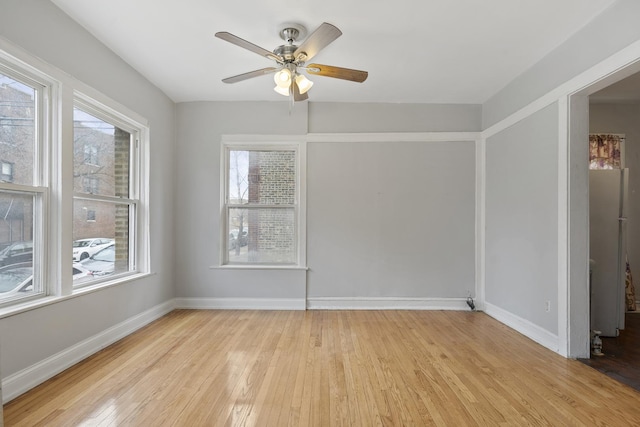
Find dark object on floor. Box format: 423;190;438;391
579;312;640;392
466;296;475;311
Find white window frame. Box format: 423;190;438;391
0;39;150;316
0;56;51;308
220;135;306;268
71;93;146;288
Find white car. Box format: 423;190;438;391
72;238;114;261
0;262;93;295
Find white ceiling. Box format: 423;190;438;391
51;0;616;104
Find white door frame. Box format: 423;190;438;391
566;51;640;358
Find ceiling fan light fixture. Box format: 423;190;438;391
274;68;292;87
273;84;290;97
295;74;313;94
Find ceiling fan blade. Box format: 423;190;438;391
293;22;342;62
305;63;368;83
215;32;282;62
293;81;309;102
222;67;279;84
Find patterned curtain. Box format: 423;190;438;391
589;134;621;170
627;257;637;311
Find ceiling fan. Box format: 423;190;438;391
215;22;368;102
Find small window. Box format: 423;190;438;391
0;161;13;182
86;209;96;222
222;141;304;265
82;176;99;194
83;143;100;166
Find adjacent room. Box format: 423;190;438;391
1;0;640;424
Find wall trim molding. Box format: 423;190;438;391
307;132;480;143
306;297;471;310
174;297;306;310
1;300;175;403
482;39;640;139
484;302;559;353
475;138;486;311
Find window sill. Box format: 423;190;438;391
211;265;308;271
0;271;154;319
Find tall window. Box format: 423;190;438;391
72;100;139;287
223;141;304;265
0;68;45;305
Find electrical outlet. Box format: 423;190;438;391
545;301;551;312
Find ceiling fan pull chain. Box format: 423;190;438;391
289;85;294;115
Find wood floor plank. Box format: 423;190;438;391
4;310;640;426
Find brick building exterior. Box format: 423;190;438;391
246;150;296;263
0;74;130;267
0;79;35;248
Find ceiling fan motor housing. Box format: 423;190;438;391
274;44;299;62
280;27;299;44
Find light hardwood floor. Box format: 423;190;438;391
3;310;640;426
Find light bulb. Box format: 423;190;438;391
295;74;313;94
273;68;292;88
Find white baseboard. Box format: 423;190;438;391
174;297;306;310
484;302;559;353
306;297;471;310
2;299;175;403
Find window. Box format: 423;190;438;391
0;43;149;311
222;139;305;266
0;66;45;306
73;100;141;287
82;176;99;194
1;161;14;182
83;143;99;165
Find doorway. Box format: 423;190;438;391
572;71;640;389
567;54;640;358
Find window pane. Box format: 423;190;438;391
0;192;38;301
228;150;295;205
0;73;36;185
74;107;130;197
227;207;295;264
73;199;131;285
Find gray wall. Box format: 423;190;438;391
174;102;308;301
481;0;640;357
485;103;559;333
483;0;640;129
310;103;481;133
307;138;476;299
175;101;479;303
590;103;640;284
0;0;176;378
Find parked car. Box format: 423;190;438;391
0;263;33;294
72;263;94;282
229;229;248;250
0;262;95;295
72;238;114;261
79;244;115;276
0;241;33;267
